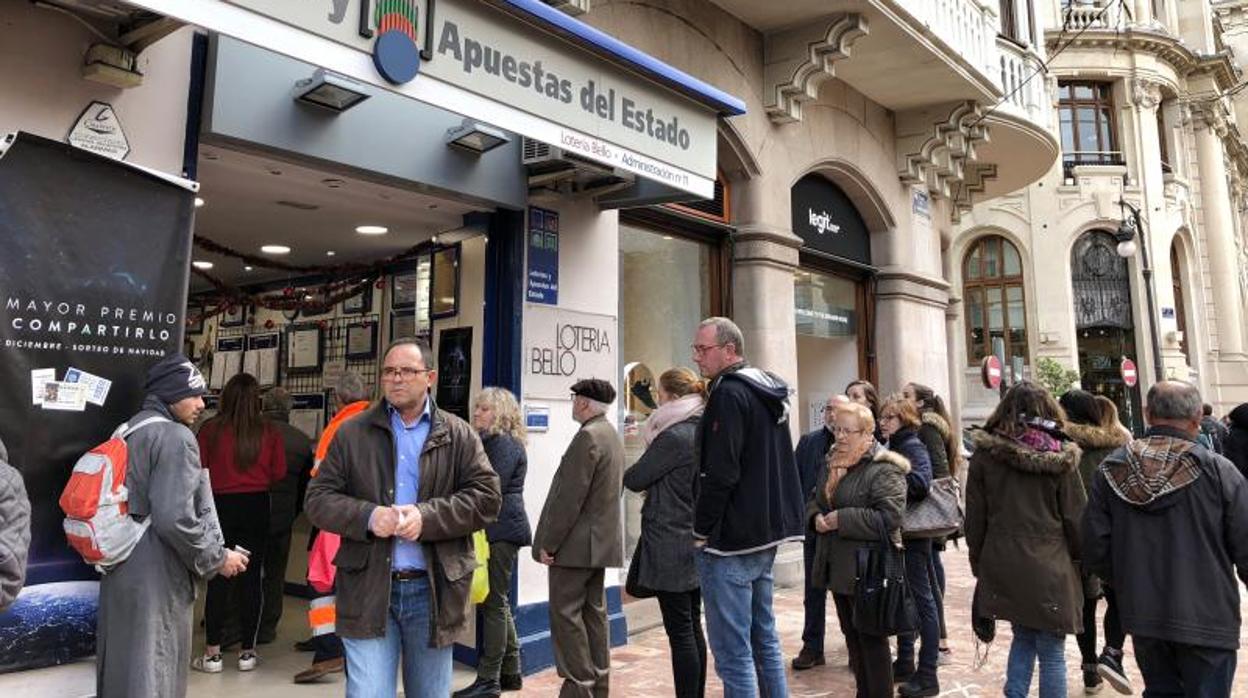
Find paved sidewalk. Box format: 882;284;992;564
522;544;1248;697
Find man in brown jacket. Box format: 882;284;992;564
305;338;500;697
534;378;624;698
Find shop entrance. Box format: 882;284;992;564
1071;230;1144;433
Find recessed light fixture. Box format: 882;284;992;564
243;265;254;271
194;197;206;208
322;178;344;189
192;260;214;270
261;244;291;255
268;169;283;176
444;117;510;154
326;250;336;257
663;235;673;240
355;225;388;235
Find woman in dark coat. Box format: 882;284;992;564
624;367;707;698
966;381;1085;698
903;383;959;661
881;394;939;697
810;402;909;698
456;388;532;697
1059;389;1132;694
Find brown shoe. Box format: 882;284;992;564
293;657;345;684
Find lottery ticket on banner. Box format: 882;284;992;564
42;381;87;411
65;367;113;406
31;368;55;405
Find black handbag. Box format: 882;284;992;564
852;515;918;637
624;542;656;599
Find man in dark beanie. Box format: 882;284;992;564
533;377;624;697
96;353;248;698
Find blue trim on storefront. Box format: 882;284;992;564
486;0;746;116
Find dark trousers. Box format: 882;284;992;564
833;593;893;698
800;531;827;654
259;510;294;640
1133;635;1236;698
896;539;940;682
1076;585;1126;665
548;566;609;698
205;491;269;651
655;589;707;698
478;541;521;681
930;547;947;641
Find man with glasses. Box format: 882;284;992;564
306;338;500;697
690;317;805;697
792;393;849;671
533;378;624;698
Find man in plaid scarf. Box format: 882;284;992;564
1082;380;1248;697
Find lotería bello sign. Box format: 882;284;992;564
523;305;616;400
790;174;872;267
121;0;740;198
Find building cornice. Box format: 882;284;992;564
1044;27;1240;92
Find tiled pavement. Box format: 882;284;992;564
521;544;1248;697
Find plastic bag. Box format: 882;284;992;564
470;530;490;604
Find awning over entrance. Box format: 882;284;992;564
116;0;745;198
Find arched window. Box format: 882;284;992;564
963;235;1028;365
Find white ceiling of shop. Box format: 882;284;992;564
191;145;481;289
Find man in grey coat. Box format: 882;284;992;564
95;353;247;697
0;435;30;612
533;378;624;698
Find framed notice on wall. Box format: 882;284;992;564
431;245;460;319
285;323;323;374
436;327;472;420
346;321;378;360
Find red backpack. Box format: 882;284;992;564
59;416;167;572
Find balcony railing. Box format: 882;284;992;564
905;0;1000;88
1060;0;1129;31
996;37;1053;132
1063;151;1127;179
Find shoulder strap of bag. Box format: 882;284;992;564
118;416;170;440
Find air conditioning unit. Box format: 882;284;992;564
522;137;634;197
541;0;590;16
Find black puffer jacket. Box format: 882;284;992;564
1083;426;1248;649
1222;404;1248;481
482;432;532;547
694;363;805;555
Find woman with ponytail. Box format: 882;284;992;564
624;367;708;697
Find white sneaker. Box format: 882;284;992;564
191;654;223;673
238;651;258;672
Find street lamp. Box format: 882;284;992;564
1115;199;1164;383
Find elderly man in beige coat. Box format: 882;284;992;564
534;378;625;698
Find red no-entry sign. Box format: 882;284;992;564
981;355;1003;390
1121;357;1138;388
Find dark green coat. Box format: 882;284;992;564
807;447;909;596
918;412;953;480
965;430;1086;634
1065;422;1128;599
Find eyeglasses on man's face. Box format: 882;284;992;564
831;426;866;436
381;366;432;381
691;342;726;357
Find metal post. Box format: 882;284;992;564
1129;205;1166;384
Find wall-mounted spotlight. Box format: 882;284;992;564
444;118;510;154
293;69;370;113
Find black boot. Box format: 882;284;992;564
792;646;825;671
898;677;940;698
500;673;523;691
453;677;501;698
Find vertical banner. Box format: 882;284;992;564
437;327;473;421
526;207;559;305
0;133;194;672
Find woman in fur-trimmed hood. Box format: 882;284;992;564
966;381;1086;698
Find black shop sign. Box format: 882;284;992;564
791;174;871;266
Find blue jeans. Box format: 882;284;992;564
696;547;787;698
1006;624;1067;698
896;539;939;682
341;577;452;698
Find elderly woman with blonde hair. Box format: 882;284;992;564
808;401;910;698
456;388;531;697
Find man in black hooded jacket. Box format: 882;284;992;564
1082;380;1248;696
691;316;805;697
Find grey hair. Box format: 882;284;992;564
334;371;370;404
583;398;610;416
261;387;293;418
1146;380;1203;422
698;316;745;356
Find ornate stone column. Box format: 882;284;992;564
1192;102;1246;356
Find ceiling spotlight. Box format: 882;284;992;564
243;265;254;271
356;225;388;235
194;197;205;208
192;260;214;270
261;244;291;255
326;250;337;257
444;117;510;155
293;69;371;113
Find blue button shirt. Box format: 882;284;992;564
388;398;432;571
